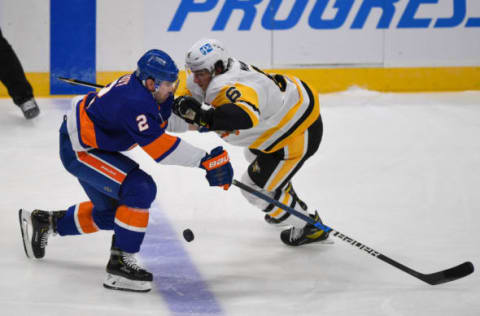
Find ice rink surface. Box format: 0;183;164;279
1;89;479;316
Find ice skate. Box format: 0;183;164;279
18;209;65;259
19;98;40;119
103;235;153;293
280;211;330;246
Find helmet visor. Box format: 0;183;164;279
153;78;179;93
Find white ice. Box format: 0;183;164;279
1;89;479;316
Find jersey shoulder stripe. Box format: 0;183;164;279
211;83;260;126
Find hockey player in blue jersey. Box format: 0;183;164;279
18;49;233;292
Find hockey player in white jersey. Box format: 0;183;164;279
173;38;329;246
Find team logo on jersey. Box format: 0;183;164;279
199;43;213;55
103;186;113;193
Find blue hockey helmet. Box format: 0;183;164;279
136;49;179;85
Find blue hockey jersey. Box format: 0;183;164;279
66;73;206;166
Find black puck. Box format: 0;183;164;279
183;229;194;242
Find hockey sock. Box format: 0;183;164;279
113;205;149;253
56;202;100;235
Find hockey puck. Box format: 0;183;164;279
183;229;194;242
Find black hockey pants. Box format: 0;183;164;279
0;28;33;105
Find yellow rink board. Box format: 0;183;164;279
1;67;479;98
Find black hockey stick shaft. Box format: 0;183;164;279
232;179;474;285
56;76;180;94
57;77;105;89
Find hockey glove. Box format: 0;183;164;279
200;146;233;190
173;96;213;128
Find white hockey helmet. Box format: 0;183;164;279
185;38;229;75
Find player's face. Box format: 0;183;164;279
192;69;212;92
147;79;177;104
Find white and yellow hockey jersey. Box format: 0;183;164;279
185;59;320;153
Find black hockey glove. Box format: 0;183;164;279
173;96;213;128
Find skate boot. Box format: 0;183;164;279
18;209;66;259
19;98;40;119
280;211;330;246
103;235;153;293
265;182;308;225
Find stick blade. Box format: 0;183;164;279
57;77;74;84
422;261;474;285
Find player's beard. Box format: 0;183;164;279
153;89;169;104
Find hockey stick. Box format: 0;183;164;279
57;77;105;89
232;179;474;285
57;76;180;93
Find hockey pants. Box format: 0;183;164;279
56;118;157;253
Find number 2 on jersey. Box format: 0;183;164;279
136;114;149;132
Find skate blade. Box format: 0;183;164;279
300;237;335;246
103;273;152;293
18;209;34;259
